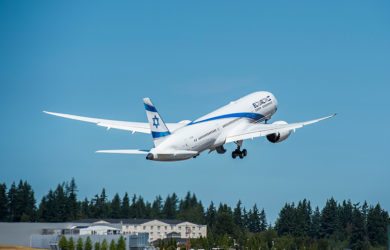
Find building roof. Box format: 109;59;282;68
71;218;191;225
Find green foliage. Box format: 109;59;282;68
68;237;74;250
101;239;108;250
0;183;8;221
109;239;116;250
59;235;68;250
84;236;92;250
117;235;126;250
76;237;83;250
94;241;100;250
1;178;389;248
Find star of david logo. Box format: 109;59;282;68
152;115;160;128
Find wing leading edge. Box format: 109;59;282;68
43;111;189;134
226;113;336;143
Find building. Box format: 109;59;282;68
73;218;207;243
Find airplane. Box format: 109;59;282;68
44;91;336;161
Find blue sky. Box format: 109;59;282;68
1;1;389;223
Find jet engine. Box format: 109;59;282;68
266;121;291;143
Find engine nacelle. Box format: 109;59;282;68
266;121;291;143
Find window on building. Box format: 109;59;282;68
165;226;167;230
134;226;137;230
178;226;181;230
157;226;160;230
192;233;195;237
192;226;195;230
171;226;174;230
143;226;146;230
151;226;153;230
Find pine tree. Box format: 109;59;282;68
275;203;295;236
59;235;68;250
233;200;243;229
367;203;388;246
68;237;75;250
320;197;340;238
259;208;267;232
117;236;126;250
350;206;365;249
248;204;261;233
121;192;130;218
66;178;78;221
84;236;92;250
205;202;216;231
110;193;121;218
109;239;116;250
94;242;101;250
0;183;8;221
101;239;108;250
151;195;163;218
215;203;235;236
309;206;321;239
7;182;17;221
76;237;83;250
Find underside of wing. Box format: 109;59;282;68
43;111;189;134
226;113;336;143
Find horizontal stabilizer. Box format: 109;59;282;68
96;149;149;154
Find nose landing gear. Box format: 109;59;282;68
232;146;247;159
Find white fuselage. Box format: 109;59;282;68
148;91;278;161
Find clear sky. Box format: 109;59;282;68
1;1;389;223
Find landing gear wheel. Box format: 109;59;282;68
242;149;247;157
239;152;244;159
232;151;237;159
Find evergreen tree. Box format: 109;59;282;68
59;235;68;250
66;178;78;221
205;202;216;230
350;206;365;249
81;198;90;218
109;239;116;250
84;236;92;250
94;242;101;250
259;208;267;232
367;203;388;246
76;237;83;250
151;195;163;218
248;204;261;233
121;192;130;218
275;203;295;236
68;237;75;250
7;182;17;221
242;207;249;229
110;193;121;218
0;183;8;221
233;200;243;229
309;206;321;239
162;194;178;219
101;239;108;250
117;236;126;250
215;203;235;236
320;197;340;238
295;199;311;237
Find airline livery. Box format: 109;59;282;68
44;91;335;161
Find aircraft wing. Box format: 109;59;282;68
225;113;336;143
43;111;189;134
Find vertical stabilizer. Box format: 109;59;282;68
143;98;171;146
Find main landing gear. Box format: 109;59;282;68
232;140;247;159
232;147;247;159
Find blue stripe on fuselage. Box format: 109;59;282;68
188;112;264;125
152;131;171;138
144;103;157;112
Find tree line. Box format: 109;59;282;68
0;179;389;249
